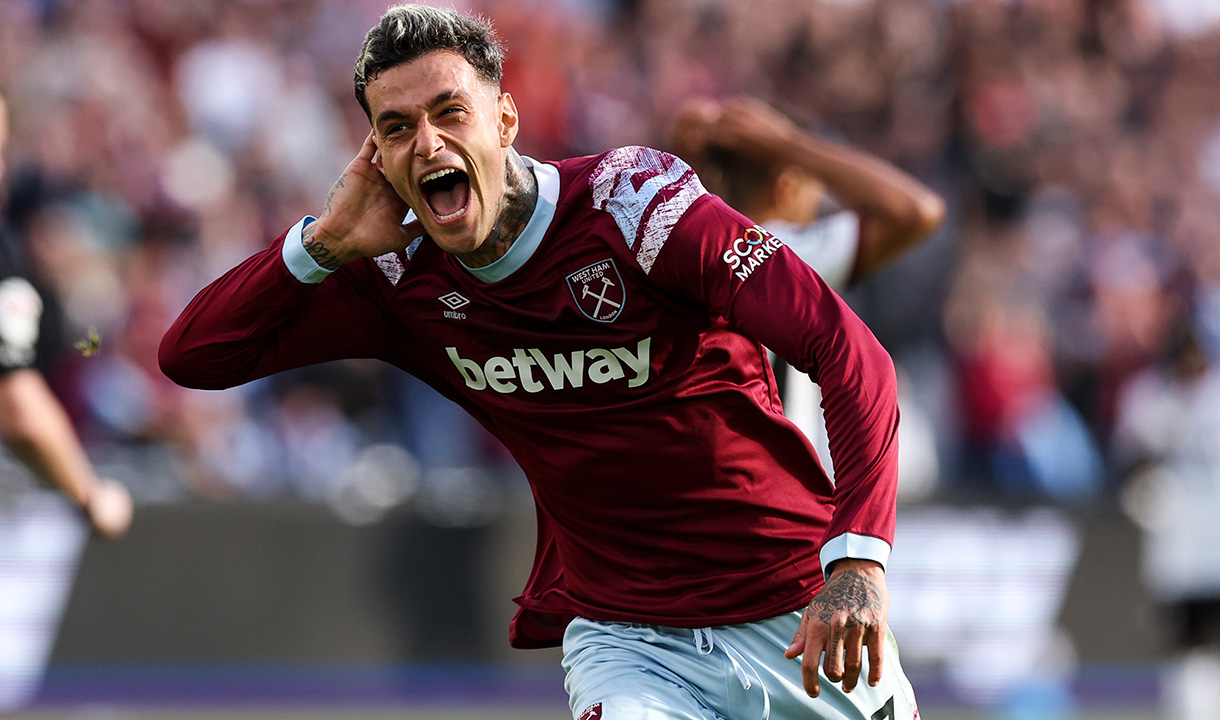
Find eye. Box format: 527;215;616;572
381;119;415;138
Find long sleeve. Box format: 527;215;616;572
648;194;900;568
160;223;391;390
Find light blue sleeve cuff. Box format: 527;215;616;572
282;216;334;284
819;533;891;579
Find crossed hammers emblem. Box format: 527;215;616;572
581;276;621;317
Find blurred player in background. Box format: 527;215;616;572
1113;318;1220;720
0;92;133;709
669;97;945;481
670;97;940;292
0;94;133;538
162;5;923;718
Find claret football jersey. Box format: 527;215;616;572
161;147;900;648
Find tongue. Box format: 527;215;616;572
427;180;470;218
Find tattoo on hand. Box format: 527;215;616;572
302;223;342;270
322;176;345;217
810;569;883;626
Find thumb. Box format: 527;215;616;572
785;612;809;659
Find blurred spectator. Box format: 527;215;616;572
943;217;1104;502
1113;316;1220;720
0;89;132;711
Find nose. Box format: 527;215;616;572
414;118;444;160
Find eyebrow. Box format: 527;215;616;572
375;89;467;127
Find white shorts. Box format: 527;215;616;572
561;612;918;720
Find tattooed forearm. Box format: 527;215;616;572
810;569;884;626
302;222;343;270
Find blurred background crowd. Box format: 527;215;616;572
3;0;1219;514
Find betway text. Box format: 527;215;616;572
446;338;652;393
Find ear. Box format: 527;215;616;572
498;92;519;148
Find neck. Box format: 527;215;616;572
459;149;538;268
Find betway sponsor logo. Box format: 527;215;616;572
722;226;785;282
446;338;652;393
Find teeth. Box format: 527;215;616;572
419;168;467;222
421;168;458;184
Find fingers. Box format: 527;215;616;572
708;105;772;153
784;611;809;660
822;616;848;684
786;610;826;697
357;130;378;161
801;620;824;698
795;617;882;697
718;98;772;131
820;622;886;696
865;625;885;687
837;622;865;692
668;98;721;157
790;605;889;698
674;97;720;129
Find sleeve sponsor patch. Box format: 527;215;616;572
589;147;706;274
721;225;786;282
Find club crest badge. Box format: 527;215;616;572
566;259;625;323
577;702;602;720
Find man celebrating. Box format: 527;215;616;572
160;5;917;719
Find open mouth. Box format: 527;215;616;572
419;168;470;222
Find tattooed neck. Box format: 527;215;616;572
461;150;537;268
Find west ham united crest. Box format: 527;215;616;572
566;259;625;323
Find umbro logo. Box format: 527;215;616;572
439;291;470;320
439;292;470;309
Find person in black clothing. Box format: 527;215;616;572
0;92;131;536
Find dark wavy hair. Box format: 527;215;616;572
354;4;506;117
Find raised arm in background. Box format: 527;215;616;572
669;97;945;284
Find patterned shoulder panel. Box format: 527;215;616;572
372;236;425;285
588;146;706;274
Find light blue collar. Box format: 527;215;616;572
461;156;559;283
